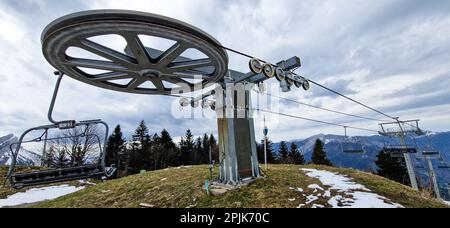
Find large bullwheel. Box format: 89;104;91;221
42;10;229;95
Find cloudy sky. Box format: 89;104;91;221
1;0;450;142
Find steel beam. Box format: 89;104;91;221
216;84;260;184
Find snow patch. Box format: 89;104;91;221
305;195;319;205
308;184;324;191
301;168;404;208
302;169;370;192
0;185;84;208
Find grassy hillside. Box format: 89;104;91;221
22;165;447;208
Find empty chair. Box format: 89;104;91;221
341;127;365;154
384;145;417;154
7;120;111;189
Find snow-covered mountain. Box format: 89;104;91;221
0;134;41;166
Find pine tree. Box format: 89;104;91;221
201;134;211;164
128;120;152;174
256;141;264;162
311;139;332;166
375;149;411;186
209;134;219;164
105;125;127;178
256;139;276;164
179;130;194;165
193;137;203;165
159;129;179;168
151;133;161;170
289;143;305;165
278;141;289;164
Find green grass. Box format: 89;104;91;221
28;165;448;208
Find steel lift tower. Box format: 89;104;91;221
379;120;424;190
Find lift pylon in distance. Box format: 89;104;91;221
379;120;424;190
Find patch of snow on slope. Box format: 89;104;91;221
301;168;404;208
308;184;324;191
0;185;84;208
302;169;370;192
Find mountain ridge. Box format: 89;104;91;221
0;134;41;166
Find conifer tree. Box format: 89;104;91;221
105;125;127;178
375;149;411;186
201;134;211;164
311;139;332;166
209;134;219;164
128;120;151;173
289;143;305;165
179;130;194;165
159;129;179;167
256;138;276;164
278;141;289;164
193;137;203;165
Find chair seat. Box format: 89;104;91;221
384;147;417;154
11;165;104;189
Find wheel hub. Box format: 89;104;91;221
140;69;162;78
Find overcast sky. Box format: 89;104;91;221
1;0;450;142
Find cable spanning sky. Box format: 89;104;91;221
1;0;450;142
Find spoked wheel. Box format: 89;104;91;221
42;10;229;95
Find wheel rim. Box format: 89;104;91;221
42;10;228;95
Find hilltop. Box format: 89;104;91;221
0;165;444;208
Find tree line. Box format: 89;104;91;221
256;138;331;166
105;123;411;188
105;121;219;178
106;124;335;178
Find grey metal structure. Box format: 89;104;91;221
379;120;424;190
7;73;110;189
418;151;444;200
341;127;365;154
42;10;228;95
37;10;309;185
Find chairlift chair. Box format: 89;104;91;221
384;145;418;154
7;119;109;189
383;144;417;158
437;157;450;169
6;71;112;189
438;163;450;169
420;150;450;168
421;150;441;158
341;127;365;154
